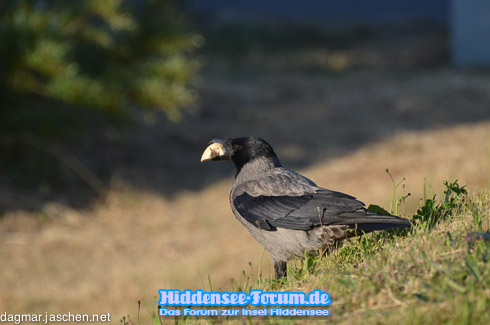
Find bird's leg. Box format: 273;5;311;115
274;260;287;279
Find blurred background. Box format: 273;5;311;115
1;0;489;322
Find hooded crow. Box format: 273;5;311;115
201;137;411;278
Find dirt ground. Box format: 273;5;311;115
1;25;490;322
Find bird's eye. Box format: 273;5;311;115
233;144;239;150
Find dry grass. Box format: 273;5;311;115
1;122;489;323
306;121;490;212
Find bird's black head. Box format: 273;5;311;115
201;137;282;173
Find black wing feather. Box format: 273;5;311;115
234;195;311;230
234;192;410;231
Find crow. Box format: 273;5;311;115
201;137;411;279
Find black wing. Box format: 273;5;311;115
233;191;410;231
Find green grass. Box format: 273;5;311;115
133;181;490;324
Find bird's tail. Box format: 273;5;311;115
329;209;411;233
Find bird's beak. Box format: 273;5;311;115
201;142;232;162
